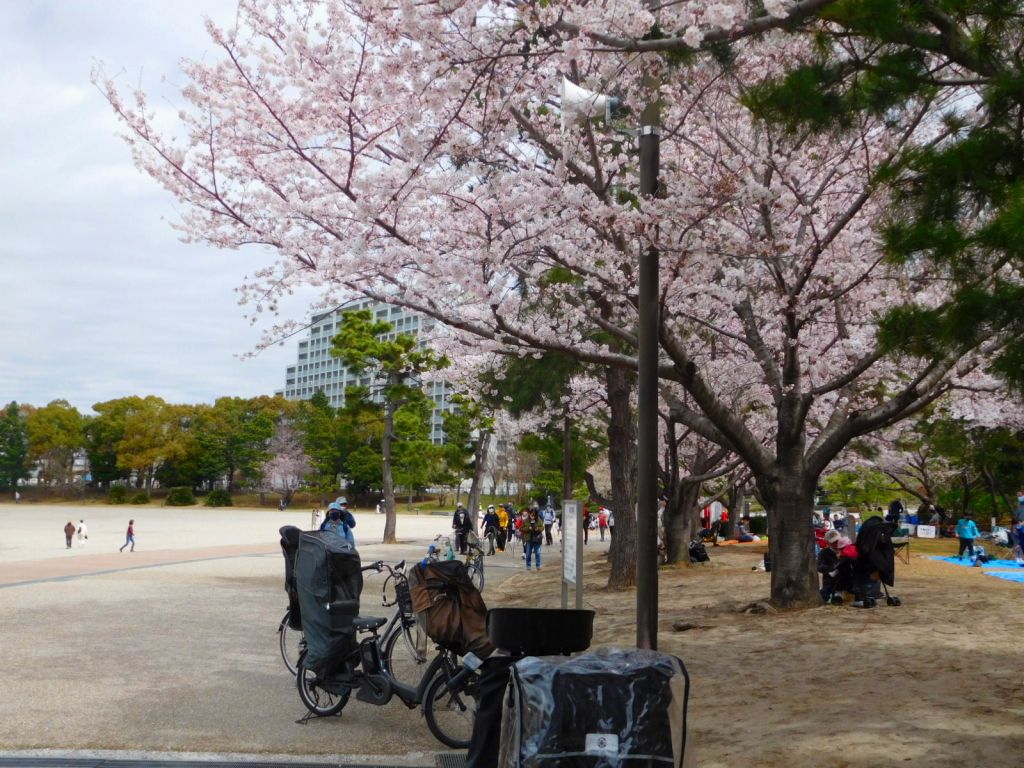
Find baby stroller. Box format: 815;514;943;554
817;518;901;608
853;517;901;607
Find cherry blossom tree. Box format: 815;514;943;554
261;422;312;505
96;1;1014;606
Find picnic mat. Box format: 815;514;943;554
930;556;1023;570
984;570;1024;583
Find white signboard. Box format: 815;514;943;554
561;500;583;609
916;524;937;539
562;500;579;584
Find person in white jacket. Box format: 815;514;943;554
76;519;88;547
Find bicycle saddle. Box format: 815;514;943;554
353;616;388;632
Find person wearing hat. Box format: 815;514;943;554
334;498;357;530
320;502;355;544
955;511;982;561
482;505;500;555
819;529;858;602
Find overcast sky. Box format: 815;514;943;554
0;0;314;413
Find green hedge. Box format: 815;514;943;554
166;487;196;506
204;489;233;507
130;492;150;505
107;486;129;504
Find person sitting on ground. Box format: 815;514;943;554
819;529;858;603
1013;521;1024;567
736;516;756;543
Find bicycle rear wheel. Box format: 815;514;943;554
296;655;351;716
278;609;305;676
422;666;479;748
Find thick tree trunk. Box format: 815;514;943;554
762;475;819;608
382;400;397;543
605;366;638;589
467;430;491;534
664;481;700;564
725;482;742;540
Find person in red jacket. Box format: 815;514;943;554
819;529;858;603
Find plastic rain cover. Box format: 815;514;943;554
498;647;690;768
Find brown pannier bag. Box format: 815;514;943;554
408;560;494;658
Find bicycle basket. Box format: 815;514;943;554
466;529;480;547
395;576;415;616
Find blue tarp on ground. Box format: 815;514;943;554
930;555;1023;569
984;570;1024;583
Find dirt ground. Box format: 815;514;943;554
502;540;1024;768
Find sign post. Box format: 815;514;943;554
561;500;584;609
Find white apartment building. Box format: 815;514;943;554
277;299;454;444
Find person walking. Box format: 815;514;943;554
63;521;76;549
452;504;472;554
120;519;136;552
598;507;609;542
582;504;591;545
505;503;517;552
607;508;615;539
956;511;982;560
521;507;545;571
495;504;509;552
76;519;88;547
542;504;556;545
482;505;500;555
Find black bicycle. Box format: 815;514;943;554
295;561;481;748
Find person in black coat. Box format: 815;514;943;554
452;504;472;554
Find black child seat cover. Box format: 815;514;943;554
498;647;691;767
294;531;363;679
279;525;303;630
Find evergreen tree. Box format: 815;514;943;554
0;402;29;492
331;309;449;543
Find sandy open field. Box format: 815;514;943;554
513;541;1024;768
1;502;1020;766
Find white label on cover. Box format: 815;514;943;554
585;733;619;756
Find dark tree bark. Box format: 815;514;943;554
605;366;637;589
759;471;819;608
382;396;397;544
467;430;491;533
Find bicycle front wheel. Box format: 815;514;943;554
422;666;479;748
296;655;351;716
382;619;430;687
278;610;305;676
467;562;484;592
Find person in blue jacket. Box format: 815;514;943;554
320;501;355;544
955;511;981;560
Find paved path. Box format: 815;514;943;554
0;504;569;765
0;544;278;589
